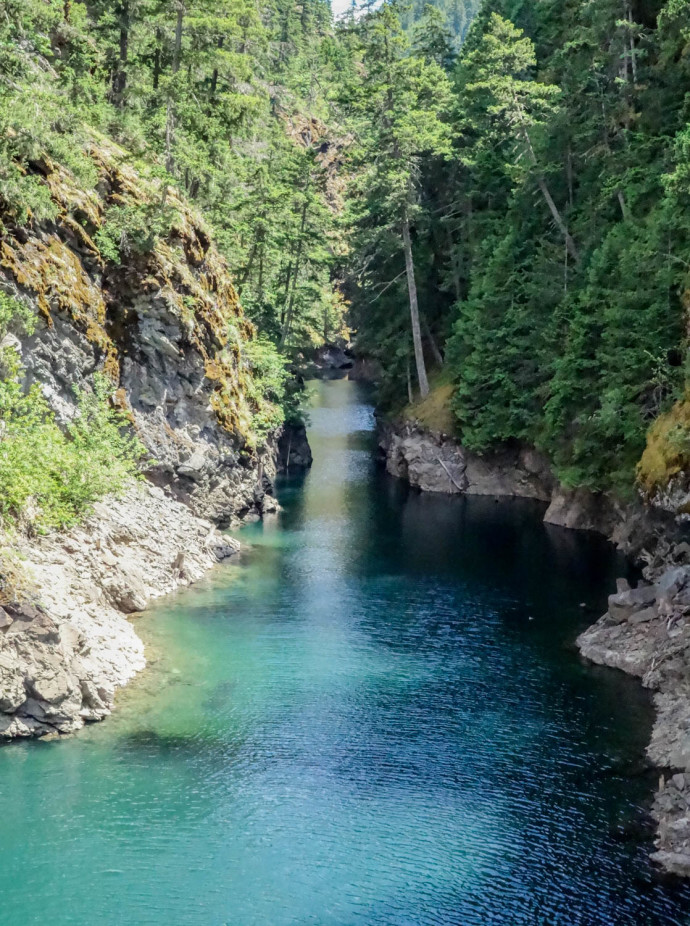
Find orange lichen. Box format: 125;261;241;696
1;236;116;367
1;137;262;442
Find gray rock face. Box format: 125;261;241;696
379;423;554;500
0;152;311;740
278;423;313;471
379;420;635;537
578;563;690;876
543;486;623;535
15;286;279;529
607;585;657;623
0;483;240;738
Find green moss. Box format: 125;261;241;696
637;396;690;495
399;375;458;436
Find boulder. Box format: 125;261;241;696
608;584;657;623
656;566;690;602
629;605;658;625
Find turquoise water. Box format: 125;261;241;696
2;378;690;925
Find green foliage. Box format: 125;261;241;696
0;293;35;343
242;336;290;439
350;0;690;496
401;0;481;43
0;0;344;361
10;0;690;501
0;373;145;533
340;0;453;396
0;291;144;532
95;202;180;264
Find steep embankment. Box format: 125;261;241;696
379;380;690;875
0;141;302;738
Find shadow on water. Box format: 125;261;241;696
0;378;689;925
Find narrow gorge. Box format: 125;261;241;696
4;0;690;923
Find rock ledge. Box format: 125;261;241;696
578;558;690;876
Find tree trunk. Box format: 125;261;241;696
445;222;461;302
172;3;184;74
165;2;185;174
165;99;176;174
280;198;309;348
64;1;72;23
257;244;265;301
535;175;579;263
514;93;579;263
211;36;224;98
622;1;630;83
153;27;163;90
238;240;259;293
111;1;130;108
627;2;638;84
422;316;444;368
402;212;429;399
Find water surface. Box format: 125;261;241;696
1;379;690;925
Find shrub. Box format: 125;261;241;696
0;374;145;533
95;202;179;264
0;294;145;532
242;336;290;441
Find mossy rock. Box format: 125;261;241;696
400;379;458;437
637;396;690;495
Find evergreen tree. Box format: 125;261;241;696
346;2;452;397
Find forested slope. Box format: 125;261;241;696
345;0;690;509
0;0;348;532
4;0;690;519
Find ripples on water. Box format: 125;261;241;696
1;379;690;925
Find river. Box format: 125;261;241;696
1;378;690;924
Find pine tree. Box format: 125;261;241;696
346;2;452;398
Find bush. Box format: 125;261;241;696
0;374;145;533
242;336;290;441
0;294;145;532
95;202;179;265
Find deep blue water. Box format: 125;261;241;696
1;378;690;925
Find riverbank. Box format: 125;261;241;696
378;405;690;878
0;482;246;738
578;565;690;877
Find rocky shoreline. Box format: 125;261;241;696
378;420;627;535
578;561;690;877
379;417;690;877
0;481;255;738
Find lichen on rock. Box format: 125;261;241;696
0;138;282;525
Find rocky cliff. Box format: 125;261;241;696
0;140;301;737
1;140;280;526
579;561;690;877
378;419;627;536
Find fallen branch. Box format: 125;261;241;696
437;457;464;492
